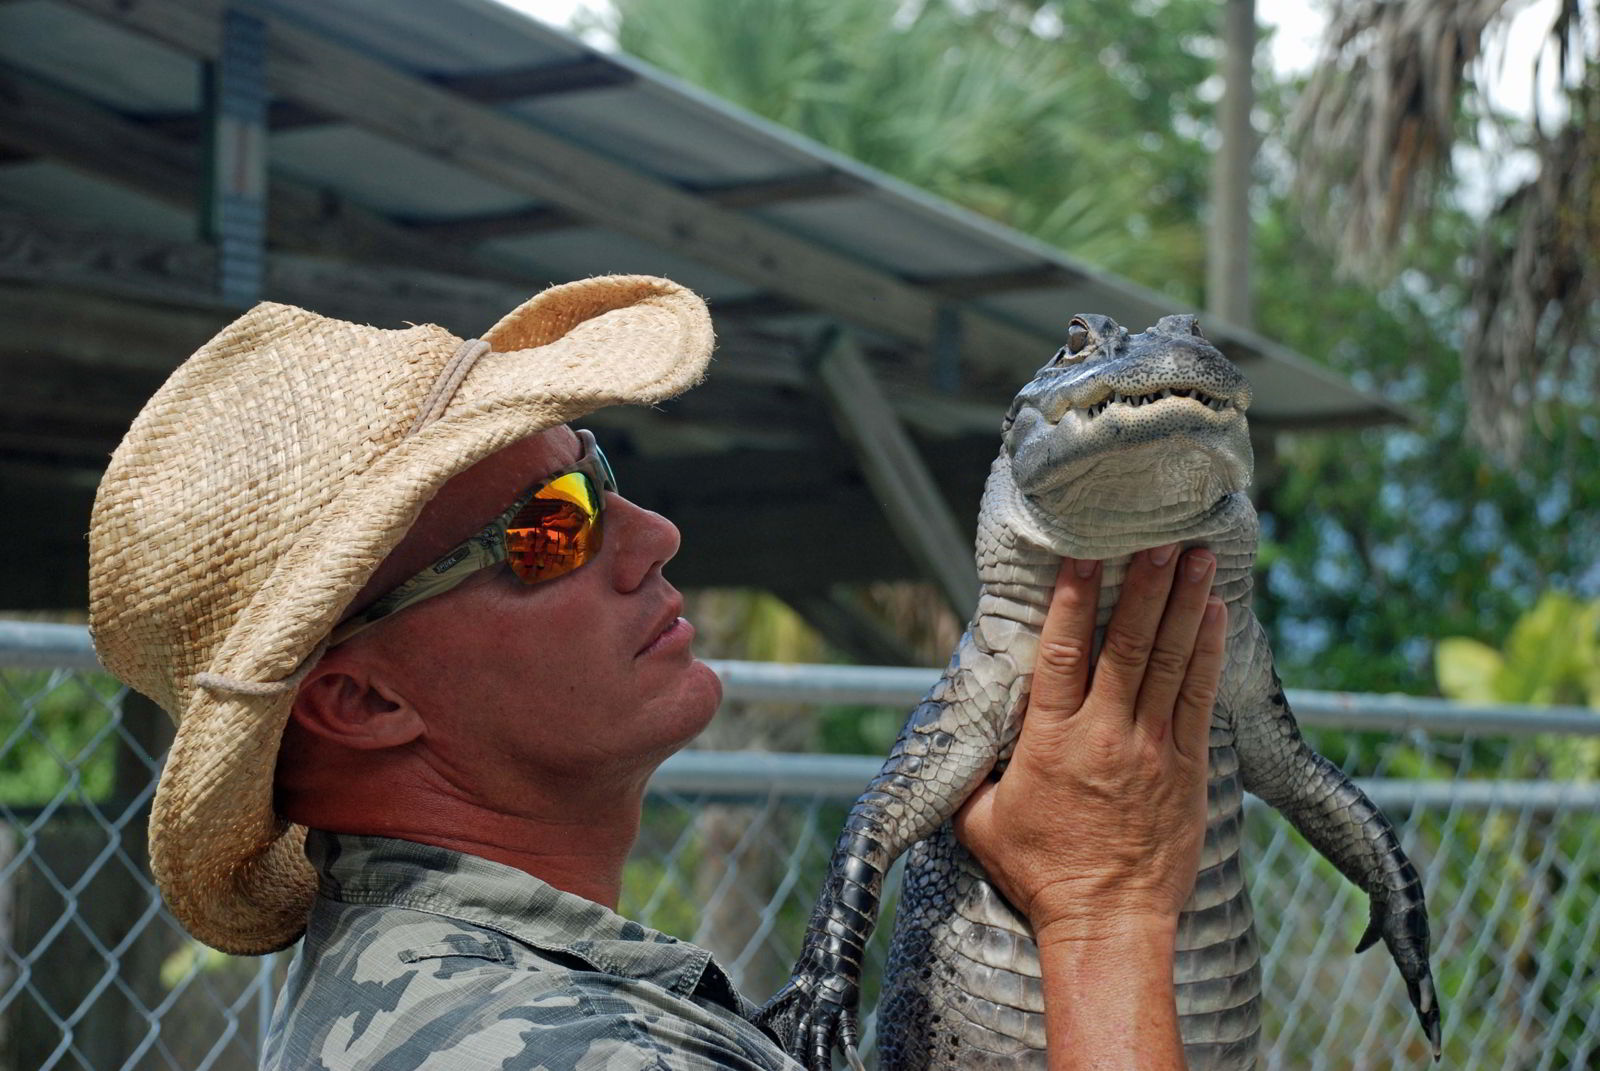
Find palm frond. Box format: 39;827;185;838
1293;0;1598;459
1463;73;1600;457
1291;0;1512;271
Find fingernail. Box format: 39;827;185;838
1204;597;1225;624
1072;557;1099;578
1148;543;1177;567
1185;550;1214;581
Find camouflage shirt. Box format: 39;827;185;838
263;831;801;1070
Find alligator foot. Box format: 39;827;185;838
1355;888;1442;1059
755;977;865;1071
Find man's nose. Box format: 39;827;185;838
606;494;681;592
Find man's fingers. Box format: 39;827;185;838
1172;597;1227;760
1028;556;1102;719
1089;544;1181;713
1133;549;1216;733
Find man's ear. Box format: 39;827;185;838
288;648;424;751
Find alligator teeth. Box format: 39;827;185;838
1076;389;1234;419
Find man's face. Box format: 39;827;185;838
348;425;722;809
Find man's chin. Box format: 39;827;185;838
683;658;725;721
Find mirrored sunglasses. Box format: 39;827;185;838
329;429;616;645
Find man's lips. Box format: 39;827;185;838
637;600;689;656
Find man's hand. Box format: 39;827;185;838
952;545;1225;1069
953;544;1225;937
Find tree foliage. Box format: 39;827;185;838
605;0;1215;296
604;0;1600;697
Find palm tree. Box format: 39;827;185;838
1292;0;1597;460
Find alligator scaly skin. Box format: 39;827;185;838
755;315;1439;1071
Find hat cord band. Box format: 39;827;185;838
192;639;332;697
185;337;491;698
407;338;493;437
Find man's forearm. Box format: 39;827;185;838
1037;917;1186;1070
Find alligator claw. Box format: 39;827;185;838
1356;890;1441;1059
756;976;862;1071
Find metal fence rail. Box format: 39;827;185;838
2;624;1597;1069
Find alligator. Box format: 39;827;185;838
755;314;1440;1070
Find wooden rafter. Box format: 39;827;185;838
0;64;545;284
400;169;869;244
812;330;980;619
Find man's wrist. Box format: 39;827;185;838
1035;914;1185;1070
1032;904;1181;952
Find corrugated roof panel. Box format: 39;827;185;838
980;287;1185;343
753;194;1035;278
0;161;193;242
1;0;1403;429
485;228;758;302
270;126;534;218
0;0;199;113
260;0;581;75
1235;353;1391;424
513;85;822;187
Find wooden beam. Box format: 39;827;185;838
0;206;528;329
433;55;635;103
0;63;538;284
139;55;636;139
57;0;1058;381
400;170;868;244
138;99;327;139
707;292;810;320
400;205;576;244
691;170;869;210
911;262;1085;299
812;330;979;618
0;286;230;373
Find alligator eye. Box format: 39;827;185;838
1190;319;1206;338
1053;320;1090;366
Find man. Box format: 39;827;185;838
88;276;1222;1069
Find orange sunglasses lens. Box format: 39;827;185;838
504;472;603;583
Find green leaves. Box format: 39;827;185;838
1436;593;1600;709
609;0;1215;295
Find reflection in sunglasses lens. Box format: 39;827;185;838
506;474;601;583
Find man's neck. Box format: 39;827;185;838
285;768;651;910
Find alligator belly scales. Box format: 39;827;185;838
756;314;1441;1070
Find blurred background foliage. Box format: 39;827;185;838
592;0;1600;705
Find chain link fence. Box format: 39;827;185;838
2;623;1597;1069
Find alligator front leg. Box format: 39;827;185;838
757;633;1031;1071
1228;618;1442;1059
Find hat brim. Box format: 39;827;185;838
150;276;712;953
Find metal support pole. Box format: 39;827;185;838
204;7;268;307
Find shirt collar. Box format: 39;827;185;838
306;830;745;1010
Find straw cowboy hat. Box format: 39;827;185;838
88;275;714;954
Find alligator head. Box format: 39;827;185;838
999;313;1254;553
